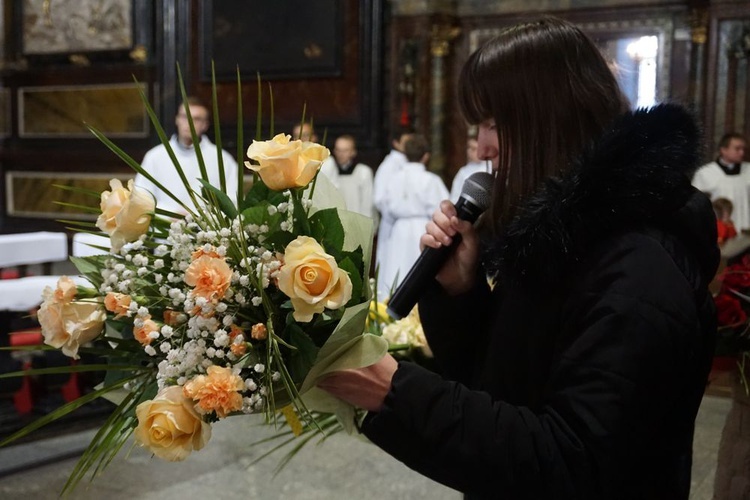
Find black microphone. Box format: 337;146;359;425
386;171;494;320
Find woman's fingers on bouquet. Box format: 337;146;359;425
317;355;399;412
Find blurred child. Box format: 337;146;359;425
714;197;738;245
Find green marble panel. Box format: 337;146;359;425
0;89;10;137
19;84;148;138
7;172;257;219
6;172;134;220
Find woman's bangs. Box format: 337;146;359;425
459;54;491;124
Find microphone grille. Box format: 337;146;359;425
460;172;494;211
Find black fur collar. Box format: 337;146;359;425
484;103;707;289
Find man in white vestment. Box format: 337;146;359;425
693;132;750;231
378;134;449;299
134;96;239;214
373;127;414;297
320;135;374;218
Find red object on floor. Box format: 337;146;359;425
712;355;738;372
9;328;43;346
9;329;42;414
12;361;34;415
0;269;20;279
61;365;81;402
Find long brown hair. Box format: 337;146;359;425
459;17;628;229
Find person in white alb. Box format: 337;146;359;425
378;134;449;297
320;134;374;218
373;127;414;297
450;134;486;203
692;132;750;231
134;96;239;214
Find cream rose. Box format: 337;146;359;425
96;179;155;252
183;366;244;418
277;236;352;322
244;133;329;190
38;291;106;359
53;276;78;303
134;386;211;462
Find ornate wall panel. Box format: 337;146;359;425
22;0;134;55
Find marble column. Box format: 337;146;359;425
688;8;708;118
429;24;460;174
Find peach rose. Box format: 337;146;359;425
38;292;106;359
250;323;267;341
163;309;187;326
104;292;131;319
134;385;211;461
244;133;329;190
228;325;247;356
96;179;155;252
184;255;233;303
229;342;246;357
191;246;222;260
134;316;159;345
277;236;352;322
183;366;244;418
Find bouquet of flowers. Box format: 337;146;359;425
248;292;433;467
0;77;388;493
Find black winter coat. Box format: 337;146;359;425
361;104;720;499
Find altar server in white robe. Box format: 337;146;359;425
373;127;414;297
379;134;449;298
692;132;750;231
134;96;239;214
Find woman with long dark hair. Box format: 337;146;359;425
319;17;718;499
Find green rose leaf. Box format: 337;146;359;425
198;179;238;219
287;323;320;383
309;208;345;254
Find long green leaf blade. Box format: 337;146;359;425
176;65;209;185
238;66;246;200
211;60;227;194
0;376;132;447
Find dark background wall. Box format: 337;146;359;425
0;0;748;233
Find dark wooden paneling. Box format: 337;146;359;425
704;3;750;155
182;0;385;167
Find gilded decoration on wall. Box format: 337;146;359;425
22;0;133;55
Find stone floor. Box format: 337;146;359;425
0;394;734;500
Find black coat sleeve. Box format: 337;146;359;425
417;278;492;385
362;234;708;499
